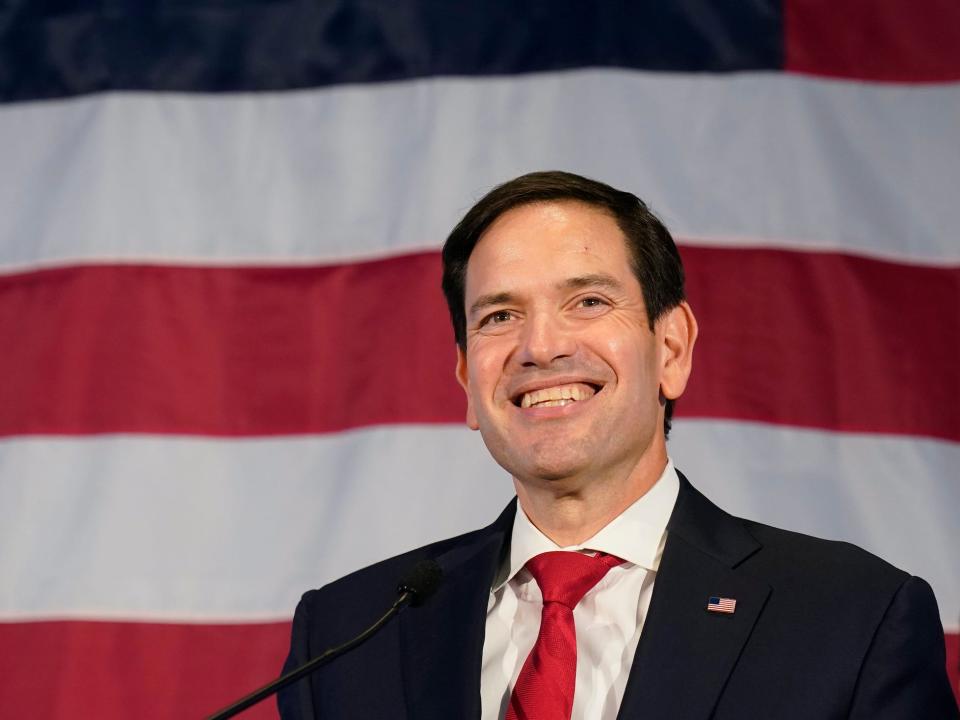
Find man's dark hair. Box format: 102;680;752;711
441;170;687;437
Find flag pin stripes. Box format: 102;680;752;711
707;596;736;614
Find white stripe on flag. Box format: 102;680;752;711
1;71;959;273
1;421;957;630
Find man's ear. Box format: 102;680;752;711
455;346;480;430
659;301;698;401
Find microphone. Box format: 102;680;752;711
397;558;443;607
206;559;443;720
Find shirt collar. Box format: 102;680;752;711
493;459;680;592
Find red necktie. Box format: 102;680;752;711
505;551;623;720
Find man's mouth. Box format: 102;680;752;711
514;382;600;409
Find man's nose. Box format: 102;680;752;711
516;312;576;367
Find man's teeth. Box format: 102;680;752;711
520;384;596;409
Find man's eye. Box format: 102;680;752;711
481;310;513;327
579;296;606;308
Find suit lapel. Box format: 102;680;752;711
399;501;515;720
617;474;771;720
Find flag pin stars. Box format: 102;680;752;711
707;596;736;614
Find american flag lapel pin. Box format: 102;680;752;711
707;596;736;614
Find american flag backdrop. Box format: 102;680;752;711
0;1;958;717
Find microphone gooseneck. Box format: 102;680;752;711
206;559;444;720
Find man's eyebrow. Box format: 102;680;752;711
469;292;515;318
468;274;626;317
561;273;625;292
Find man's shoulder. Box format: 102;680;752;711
674;472;912;595
741;516;909;586
312;524;489;599
278;508;516;718
730;513;923;627
291;514;508;646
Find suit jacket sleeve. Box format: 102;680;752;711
277;590;319;720
848;576;958;719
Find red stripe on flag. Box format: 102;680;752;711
785;0;960;82
680;245;959;440
0;619;291;720
0;255;461;437
948;631;960;707
0;621;954;716
0;248;956;439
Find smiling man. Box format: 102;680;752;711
452;193;695;551
279;172;957;719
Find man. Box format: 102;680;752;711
280;172;957;718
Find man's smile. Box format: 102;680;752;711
519;382;596;408
509;380;605;409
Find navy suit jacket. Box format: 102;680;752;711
279;473;958;718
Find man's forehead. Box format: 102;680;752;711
466;202;631;287
473;200;625;259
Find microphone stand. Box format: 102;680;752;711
205;559;441;720
205;591;413;720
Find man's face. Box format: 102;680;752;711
456;200;681;489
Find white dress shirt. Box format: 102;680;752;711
480;460;680;720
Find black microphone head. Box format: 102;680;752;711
397;559;443;607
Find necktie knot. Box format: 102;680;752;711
526;550;623;609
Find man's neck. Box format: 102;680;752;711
513;448;669;547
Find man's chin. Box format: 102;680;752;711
502;451;592;486
480;426;595;482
